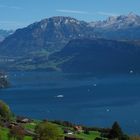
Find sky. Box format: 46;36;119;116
0;0;140;30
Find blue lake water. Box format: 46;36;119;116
0;71;140;134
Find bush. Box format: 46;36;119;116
83;128;90;134
95;137;103;140
8;126;25;140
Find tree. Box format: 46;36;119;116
109;122;123;139
34;122;61;140
0;100;12;120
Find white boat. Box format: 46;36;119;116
56;95;64;98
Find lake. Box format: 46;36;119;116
0;71;140;134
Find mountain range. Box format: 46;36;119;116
0;16;96;57
90;12;140;40
49;39;140;74
0;29;13;42
0;13;140;73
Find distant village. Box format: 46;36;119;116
0;72;9;88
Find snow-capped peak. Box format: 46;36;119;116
89;13;140;29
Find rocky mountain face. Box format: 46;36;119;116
89;13;140;40
0;16;97;57
1;14;140;58
1;14;140;73
90;13;140;29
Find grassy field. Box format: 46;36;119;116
0;127;32;140
75;131;102;140
0;116;108;140
0;121;104;140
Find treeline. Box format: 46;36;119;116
52;120;110;133
52;120;131;140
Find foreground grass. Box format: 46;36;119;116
0;127;8;140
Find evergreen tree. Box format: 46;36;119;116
109;122;123;139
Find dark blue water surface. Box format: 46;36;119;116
0;71;140;134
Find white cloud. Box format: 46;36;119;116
0;4;22;10
97;12;118;17
56;9;118;17
56;9;89;15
